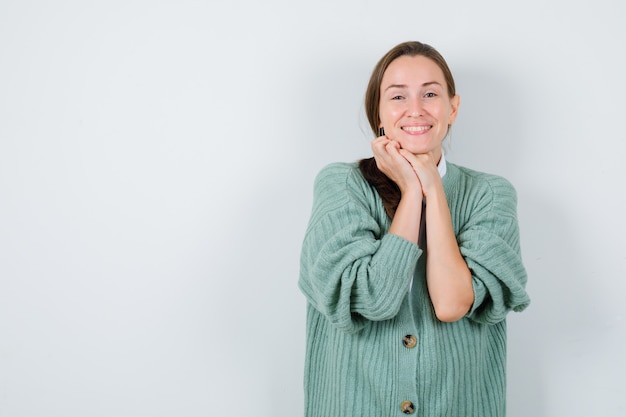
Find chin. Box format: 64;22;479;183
404;146;436;155
402;140;442;154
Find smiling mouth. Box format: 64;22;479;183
402;125;431;133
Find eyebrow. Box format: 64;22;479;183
383;81;442;91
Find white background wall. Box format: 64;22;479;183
1;1;624;416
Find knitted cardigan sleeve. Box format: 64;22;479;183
457;174;531;324
298;163;422;333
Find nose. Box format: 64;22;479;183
407;98;423;117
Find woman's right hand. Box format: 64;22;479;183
371;136;422;197
372;135;424;244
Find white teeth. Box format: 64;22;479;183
403;126;430;132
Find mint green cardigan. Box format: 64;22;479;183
299;161;530;417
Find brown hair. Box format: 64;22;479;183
359;41;457;218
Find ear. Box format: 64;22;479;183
448;94;460;124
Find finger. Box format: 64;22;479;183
398;149;419;167
383;140;403;159
371;136;390;151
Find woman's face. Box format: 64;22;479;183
378;55;460;160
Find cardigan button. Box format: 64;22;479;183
402;335;417;349
400;400;415;414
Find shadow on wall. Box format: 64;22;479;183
446;66;524;178
298;51;374;171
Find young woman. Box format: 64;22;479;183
299;41;531;417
